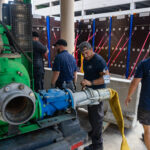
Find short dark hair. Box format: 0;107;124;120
54;39;67;47
32;31;39;38
78;41;92;52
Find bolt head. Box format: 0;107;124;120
17;71;23;76
18;84;24;90
4;86;10;92
29;92;34;97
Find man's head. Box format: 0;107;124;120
32;31;39;41
54;39;67;53
79;41;94;60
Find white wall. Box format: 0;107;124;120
83;0;131;10
32;0;150;18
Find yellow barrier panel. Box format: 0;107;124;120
109;89;130;150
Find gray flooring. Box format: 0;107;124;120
103;123;146;150
78;109;146;150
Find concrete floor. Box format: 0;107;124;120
103;123;146;150
78;109;146;150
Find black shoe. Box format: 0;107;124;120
88;131;92;137
84;144;103;150
84;145;93;150
140;133;144;143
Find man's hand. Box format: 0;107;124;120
51;71;60;88
125;78;141;107
125;96;132;106
81;79;92;87
44;49;49;60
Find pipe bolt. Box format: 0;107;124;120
17;71;23;76
4;86;10;92
18;84;24;90
29;92;34;97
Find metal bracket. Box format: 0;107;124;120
8;125;20;136
37;114;76;128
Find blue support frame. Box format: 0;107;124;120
126;14;133;78
92;19;95;51
46;16;51;68
108;17;112;68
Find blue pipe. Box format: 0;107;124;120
92;19;95;51
46;16;51;68
126;15;133;78
108;17;112;68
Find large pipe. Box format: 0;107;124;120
60;0;74;54
0;83;36;125
70;88;111;108
37;88;111;118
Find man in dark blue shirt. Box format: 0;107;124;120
32;31;48;92
51;39;77;91
79;41;110;150
125;58;150;150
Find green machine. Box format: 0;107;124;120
0;0;41;138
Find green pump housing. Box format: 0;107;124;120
0;54;30;88
0;0;44;140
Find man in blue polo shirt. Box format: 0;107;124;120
79;41;110;150
51;39;77;91
125;59;150;150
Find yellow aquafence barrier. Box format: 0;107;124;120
109;89;130;150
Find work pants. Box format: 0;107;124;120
56;81;75;92
88;102;104;150
34;72;44;92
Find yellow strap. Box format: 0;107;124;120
109;89;130;150
81;54;84;73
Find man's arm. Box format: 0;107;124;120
125;78;141;106
36;41;47;54
73;71;77;84
81;70;109;87
92;70;109;85
51;71;60;88
43;49;49;60
51;55;60;88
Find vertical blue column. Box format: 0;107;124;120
126;14;133;78
92;19;95;51
108;17;112;68
46;16;51;68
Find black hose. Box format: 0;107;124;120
0;20;32;63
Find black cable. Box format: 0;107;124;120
3;44;16;53
0;20;32;62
